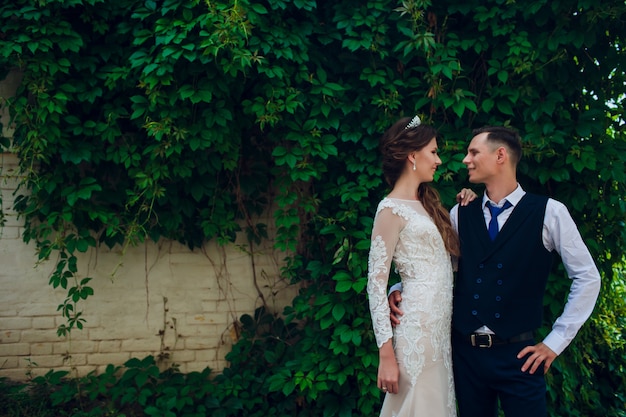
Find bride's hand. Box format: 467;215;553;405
456;188;477;206
378;343;399;394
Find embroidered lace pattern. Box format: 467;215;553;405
367;198;456;416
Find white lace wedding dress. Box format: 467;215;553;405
367;198;456;417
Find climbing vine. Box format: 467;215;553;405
1;0;625;415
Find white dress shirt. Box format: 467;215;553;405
449;184;601;355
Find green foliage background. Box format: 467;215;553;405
1;0;625;415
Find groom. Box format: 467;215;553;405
388;126;600;417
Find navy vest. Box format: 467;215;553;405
453;193;553;338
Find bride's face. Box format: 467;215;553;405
411;137;442;183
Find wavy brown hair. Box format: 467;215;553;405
380;117;460;257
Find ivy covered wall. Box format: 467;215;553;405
1;0;625;415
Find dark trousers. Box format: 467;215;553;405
452;334;548;417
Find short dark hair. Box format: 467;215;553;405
472;126;522;164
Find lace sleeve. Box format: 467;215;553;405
367;204;404;348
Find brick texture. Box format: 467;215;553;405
0;70;300;381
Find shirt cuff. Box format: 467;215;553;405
542;331;568;356
388;282;402;297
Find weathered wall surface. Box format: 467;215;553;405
0;71;298;381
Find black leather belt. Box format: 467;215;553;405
468;331;534;348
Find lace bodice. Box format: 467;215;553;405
367;197;455;386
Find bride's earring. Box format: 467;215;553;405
413;160;416;171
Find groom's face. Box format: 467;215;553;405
462;133;499;184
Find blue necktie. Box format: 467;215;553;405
487;201;512;240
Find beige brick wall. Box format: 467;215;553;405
0;71;299;381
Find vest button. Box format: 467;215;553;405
472;310;478;316
497;263;503;269
479;264;484;269
495;313;501;318
474;294;479;299
476;278;482;284
495;296;502;301
497;280;503;285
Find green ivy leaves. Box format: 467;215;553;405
1;0;625;415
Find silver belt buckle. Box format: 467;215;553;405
471;333;493;348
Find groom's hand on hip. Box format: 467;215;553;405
517;342;557;374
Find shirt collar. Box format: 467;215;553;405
482;184;526;208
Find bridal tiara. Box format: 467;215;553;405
405;115;421;129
